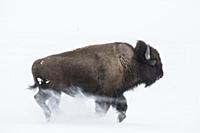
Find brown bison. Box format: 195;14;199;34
29;40;163;122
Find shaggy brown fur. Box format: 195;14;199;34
29;40;163;122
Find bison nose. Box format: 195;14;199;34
157;65;163;79
160;73;163;78
159;69;163;78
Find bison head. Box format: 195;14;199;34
134;40;163;87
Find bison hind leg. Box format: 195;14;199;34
47;90;61;113
34;89;52;121
34;89;62;121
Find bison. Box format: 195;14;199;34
29;40;163;122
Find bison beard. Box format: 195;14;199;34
29;40;163;122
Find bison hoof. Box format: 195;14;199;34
117;112;126;123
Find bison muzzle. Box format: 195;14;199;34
29;40;163;122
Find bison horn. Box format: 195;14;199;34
145;45;151;60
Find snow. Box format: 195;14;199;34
0;0;200;132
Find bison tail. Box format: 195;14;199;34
27;78;39;90
28;83;38;90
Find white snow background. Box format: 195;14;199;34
0;0;200;132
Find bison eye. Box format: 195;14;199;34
149;59;157;66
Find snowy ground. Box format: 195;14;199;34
0;0;200;133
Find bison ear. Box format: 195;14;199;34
134;40;150;63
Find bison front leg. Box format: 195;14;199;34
34;89;52;120
95;99;111;115
112;95;128;123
